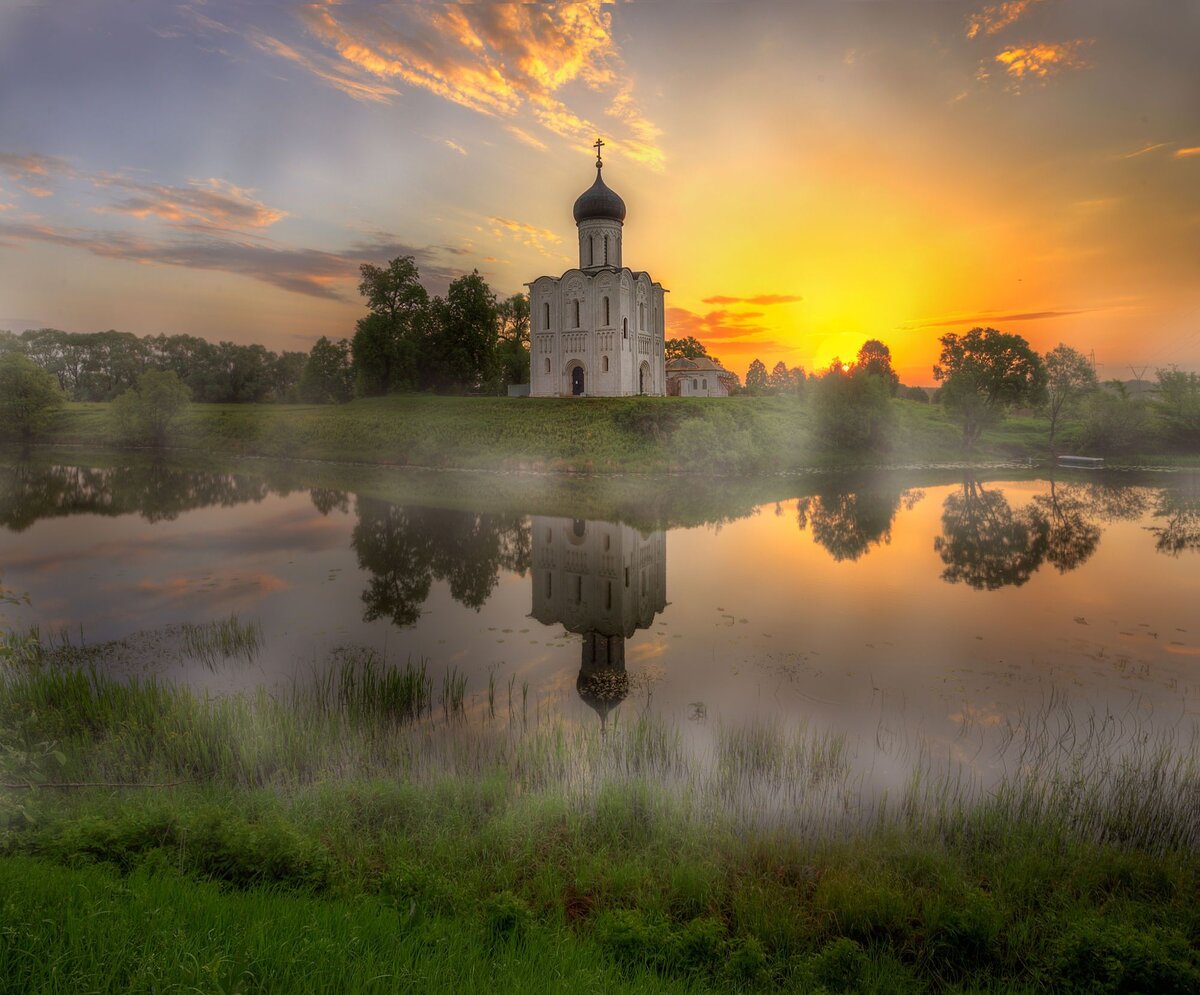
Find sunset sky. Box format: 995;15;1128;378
1;0;1197;384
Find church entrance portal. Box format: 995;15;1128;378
571;366;585;396
639;362;650;395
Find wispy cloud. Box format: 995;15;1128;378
0;151;73;197
666;306;772;347
1174;147;1200;159
1117;142;1171;159
488;216;562;256
994;40;1092;84
92;176;285;230
0;220;466;300
443;139;467;156
701;294;804;306
908;308;1097;329
255;1;663;168
966;0;1045;40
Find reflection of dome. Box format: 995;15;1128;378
572;165;626;224
577;667;629;725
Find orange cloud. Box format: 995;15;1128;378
276;1;663;168
995;40;1091;82
1174;147;1200;159
443;139;467;156
251;32;400;103
702;294;804;306
93;176;285;230
966;0;1044;40
489;216;562;256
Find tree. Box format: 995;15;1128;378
811;363;895;451
495;293;531;389
666;336;714;362
934;477;1049;590
932;327;1047;448
1153;366;1200;448
425;271;498;393
854;339;900;395
299;337;354;403
1080;381;1152;454
352;256;430;395
112;370;192;446
744;358;768;393
1042;344;1098;451
767;361;793;394
0;352;64;442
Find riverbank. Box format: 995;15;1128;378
38;394;1192;475
2;650;1198;993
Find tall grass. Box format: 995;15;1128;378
180;613;263;670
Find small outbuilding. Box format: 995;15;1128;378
665;356;739;397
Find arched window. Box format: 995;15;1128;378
544;357;551;374
622;318;628;341
573;299;580;327
603;296;610;325
587;237;593;267
602;355;609;372
603;235;609;265
543;301;550;329
702;378;708;389
693;378;698;390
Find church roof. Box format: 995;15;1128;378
666;356;729;374
573;163;626;224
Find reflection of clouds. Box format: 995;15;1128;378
130;572;289;600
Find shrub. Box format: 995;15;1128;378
1154;367;1200;448
1051;919;1200;994
0;352;64;442
1079;382;1152;454
112;370;192;446
919;889;1002;978
669;410;755;474
811;367;895;452
811;937;869;992
485;889;534;943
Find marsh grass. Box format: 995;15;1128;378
180;613;263;670
3;639;1199;992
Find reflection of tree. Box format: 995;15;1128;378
1029;480;1101;574
310;488;349;516
1146;479;1200;556
935;478;1049;590
797;486;923;562
351;498;531;627
0;462;269;531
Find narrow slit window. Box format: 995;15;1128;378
544;357;550;374
603;235;609;265
602;355;609;372
573;299;580;327
603;296;610;325
543;302;550;329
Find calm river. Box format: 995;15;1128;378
2;456;1197;788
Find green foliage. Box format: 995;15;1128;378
1154;366;1200;448
855;339;900;395
811;937;870;992
298;336;353;403
0;352;64;441
352;256;430;394
665;336;714;362
1043;343;1099;450
811;365;896;452
485;889;534;943
111;369;192;446
1051;919;1200;994
426;270;499;393
743;358;769;393
1080;381;1153;454
900;384;929;403
933;327;1047;448
669;409;757;473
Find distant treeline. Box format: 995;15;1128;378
0;328;306;404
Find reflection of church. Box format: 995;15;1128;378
531;516;667;727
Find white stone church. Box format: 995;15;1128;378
528;143;666;396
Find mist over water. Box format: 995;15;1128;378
2;456;1197;797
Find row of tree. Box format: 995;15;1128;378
0;328;306;403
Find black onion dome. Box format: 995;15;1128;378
572;166;626;224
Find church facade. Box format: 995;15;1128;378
528;144;666;397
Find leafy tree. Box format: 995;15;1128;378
112;370;192;446
0;352;64;442
934;477;1049;589
495;293;531;389
352;256;430;395
1153;366;1200;447
900;385;930;403
1042;344;1098;451
425;271;498;393
797;484;922;562
855;339;900;395
1079;381;1152;454
299;337;354;403
932;327;1047;448
744;358;768;393
272;350;308;402
768;361;792;394
666;336;714;362
810;363;895;451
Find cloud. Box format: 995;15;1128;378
93;176;285;230
0;151;73;197
701;294;804;306
506;125;548;151
1175;147;1200;159
489;215;562;256
0;220;466;301
909;308;1097;329
250;32;401;103
443;139;467;156
966;0;1044;40
667;306;772;348
261;1;663;168
1117;142;1171;159
994;40;1091;83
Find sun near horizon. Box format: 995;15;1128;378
1;1;1198;385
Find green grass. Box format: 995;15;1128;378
37;393;1187;476
2;642;1199;992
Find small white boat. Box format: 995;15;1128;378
1056;455;1105;469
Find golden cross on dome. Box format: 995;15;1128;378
593;137;605;166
